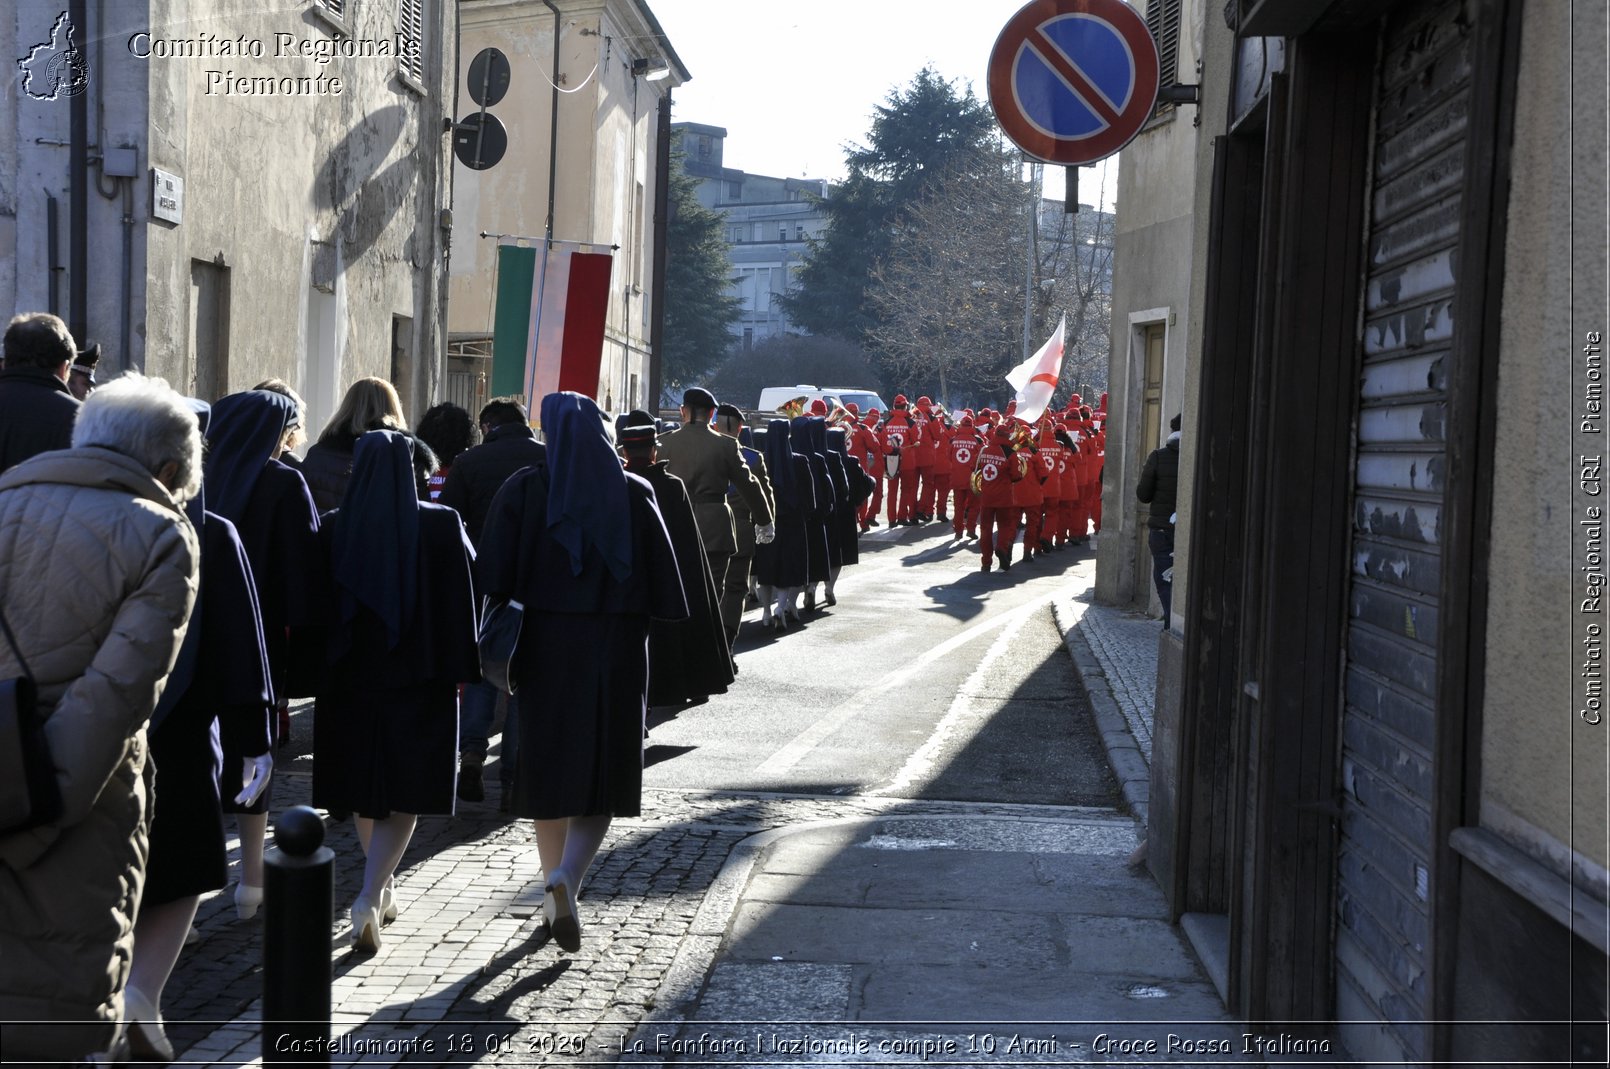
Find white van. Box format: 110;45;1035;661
755;385;890;417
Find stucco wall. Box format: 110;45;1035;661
449;0;672;414
1093;0;1206;611
127;0;451;431
1481;0;1608;874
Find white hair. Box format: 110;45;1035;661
72;373;203;503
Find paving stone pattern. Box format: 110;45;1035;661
167;759;1114;1068
1066;594;1158;764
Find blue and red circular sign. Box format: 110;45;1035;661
987;0;1160;165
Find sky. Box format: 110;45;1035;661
646;0;1120;212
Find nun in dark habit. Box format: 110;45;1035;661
124;401;274;1062
752;418;815;630
814;420;852;608
826;426;876;601
618;411;734;706
310;431;480;951
476;392;686;953
788;415;837;615
202;389;322;920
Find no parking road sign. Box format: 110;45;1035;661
987;0;1160;166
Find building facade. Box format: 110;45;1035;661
1095;0;1203;616
1;0;455;434
1146;0;1608;1062
447;0;685;417
671;122;832;349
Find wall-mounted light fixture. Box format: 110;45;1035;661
631;57;670;82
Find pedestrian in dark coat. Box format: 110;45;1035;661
437;397;547;804
203;389;323;919
753;419;815;629
619;413;733;706
308;431;480;951
0;312;80;471
476;392;686;953
789;415;836;607
1136;414;1182;627
126;398;273;1056
300;377;437;510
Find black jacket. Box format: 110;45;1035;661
0;366;80;472
437;422;547;547
301;432;437;514
1135;435;1180;529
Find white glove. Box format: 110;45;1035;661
236;753;273;807
756;523;776;545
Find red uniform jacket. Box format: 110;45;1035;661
852;421;884;477
879;413;918;468
947;427;985;488
975;438;1026;509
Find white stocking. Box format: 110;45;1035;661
359;813;417;905
127;895;200;1016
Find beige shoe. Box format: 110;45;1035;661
123;986;174;1063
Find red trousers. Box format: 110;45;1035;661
886;469;918;523
915;465;938;517
979;506;1022;564
860;475;883;526
1020;500;1044;555
950;488;979;537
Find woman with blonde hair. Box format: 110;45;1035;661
300;377;436;511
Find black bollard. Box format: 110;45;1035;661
263;805;333;1065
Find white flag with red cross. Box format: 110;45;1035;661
1005;314;1066;424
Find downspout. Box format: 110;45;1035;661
69;0;89;345
542;0;561;246
120;175;133;371
45;193;61;316
647;91;671;408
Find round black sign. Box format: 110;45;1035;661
467;47;511;108
453;113;508;171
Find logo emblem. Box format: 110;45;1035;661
18;12;89;101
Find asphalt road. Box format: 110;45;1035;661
642;523;1118;809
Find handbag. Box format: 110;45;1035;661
0;603;62;834
477;596;524;695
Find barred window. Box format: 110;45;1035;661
1145;0;1182;113
318;0;345;17
397;0;425;84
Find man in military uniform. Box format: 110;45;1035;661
657;387;774;631
714;403;775;648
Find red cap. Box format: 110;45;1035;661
1005;399;1018;415
809;399;828;416
916;395;932;409
844;402;860;415
866;407;880;418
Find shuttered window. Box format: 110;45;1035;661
318;0;345;17
397;0;425;84
1146;0;1183;112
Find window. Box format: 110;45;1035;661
753;222;764;243
397;0;425;85
778;224;787;242
1145;0;1182;112
795;223;806;241
697;136;712;160
728;180;742;199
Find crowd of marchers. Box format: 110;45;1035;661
0;310;1104;1065
0;312;896;1066
841;392;1107;572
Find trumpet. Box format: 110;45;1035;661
826;400;857;427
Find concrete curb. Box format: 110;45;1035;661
1052;596;1151;828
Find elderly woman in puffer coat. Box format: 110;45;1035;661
0;373;201;1064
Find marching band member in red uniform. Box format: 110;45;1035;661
945;412;985;540
1009;419;1045;560
975;422;1027;572
910;397;938;522
1031;419;1064;554
879;396;920;525
849;405;883;531
1053;419;1080;547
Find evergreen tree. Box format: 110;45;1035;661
781;67;998;351
662;154;741;396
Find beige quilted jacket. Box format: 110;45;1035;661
0;447;198;1062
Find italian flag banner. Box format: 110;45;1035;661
491;243;614;418
1005;314;1066;424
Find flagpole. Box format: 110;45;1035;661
1023;158;1041;364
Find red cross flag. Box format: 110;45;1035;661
1005;314;1066;423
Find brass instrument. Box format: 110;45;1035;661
776;396;809;419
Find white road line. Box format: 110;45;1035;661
868;606;1038;797
753;591;1057;776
